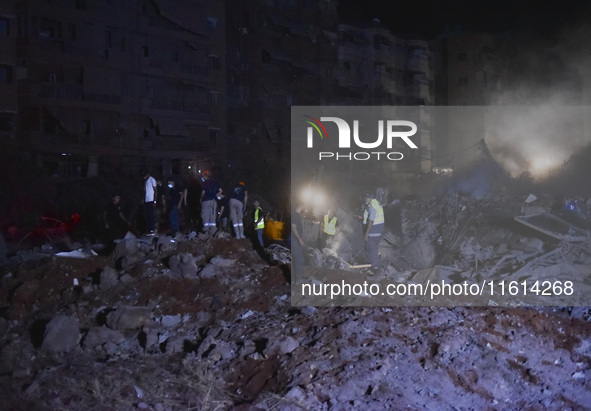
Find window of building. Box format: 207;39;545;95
0;17;9;36
304;0;316;10
76;0;87;10
142;46;149;57
0;65;13;83
208;91;219;106
261;50;271;64
456;52;467;62
39;18;62;39
208;54;220;70
209;128;218;144
206;17;217;30
343;61;351;70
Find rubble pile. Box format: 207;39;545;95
0;187;591;408
347;190;591;306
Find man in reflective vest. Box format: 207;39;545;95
318;208;337;250
253;200;266;247
363;192;385;270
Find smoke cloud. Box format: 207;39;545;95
486;24;591;179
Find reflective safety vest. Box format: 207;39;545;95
254;207;265;230
363;199;384;225
323;215;337;235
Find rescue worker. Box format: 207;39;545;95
163;179;183;237
142;171;157;235
200;170;221;234
253;200;266;247
363;191;385;271
318;208;337;250
229;181;248;239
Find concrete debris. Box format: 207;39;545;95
168;253;198;278
199;263;219;279
4;186;591;408
308;247;353;270
160;314;182;328
111;238;139;261
81;325;126;350
106;306;152;330
41;314;81;353
210;256;236;267
156;236;177;254
267;244;291;265
514;212;588;241
55;248;98;259
99;266;119;290
525;194;538;203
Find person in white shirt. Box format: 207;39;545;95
143;171;157;235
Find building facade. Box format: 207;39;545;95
5;0;225;178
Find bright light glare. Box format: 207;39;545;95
301;187;313;202
314;191;325;206
300;186;326;209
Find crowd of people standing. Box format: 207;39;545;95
103;170;264;244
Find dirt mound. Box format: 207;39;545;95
1;227;590;409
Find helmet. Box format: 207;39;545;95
363;192;374;198
238;181;245;186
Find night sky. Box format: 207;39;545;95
338;0;591;39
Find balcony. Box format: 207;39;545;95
39;84;83;100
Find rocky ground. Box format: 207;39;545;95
1;213;591;410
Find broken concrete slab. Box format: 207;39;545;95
99;266;119;290
41;314;81;353
55;248;98;259
169;253;198;278
514;212;588;241
106;306;152;330
111;238;139;261
81;325;126;350
198;263;219;279
160;314;182;328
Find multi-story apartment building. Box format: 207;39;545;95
6;0;225;178
335;21;434;174
225;0;339;194
3;0;448;189
0;1;17;141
